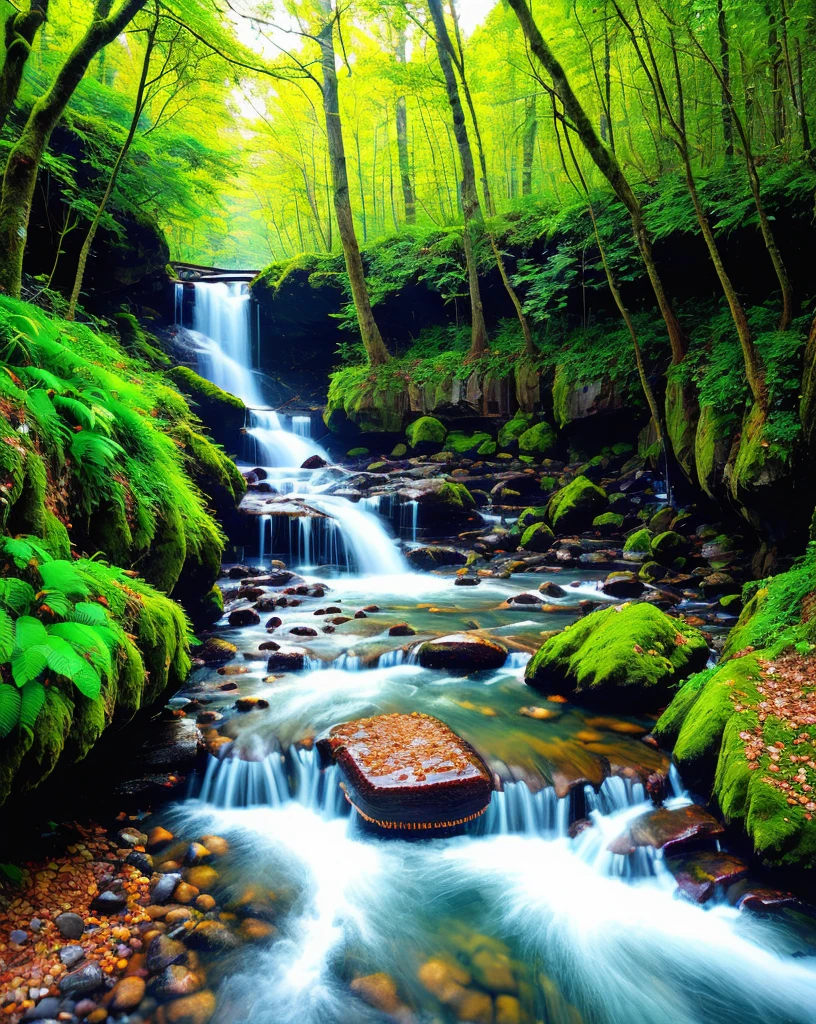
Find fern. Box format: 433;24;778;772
19;680;46;731
0;609;13;661
15;615;48;649
0;686;21;737
70;601;109;626
0;536;53;569
11;647;47;687
53;395;96;430
0;578;35;614
48;622;113;677
38;561;90;599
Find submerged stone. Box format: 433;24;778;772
418;633;508;672
318;712;493;832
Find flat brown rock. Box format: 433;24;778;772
319;712;493;832
611;804;724;855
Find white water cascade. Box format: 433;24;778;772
189;281;329;468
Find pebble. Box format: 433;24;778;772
23;997;60;1020
10;928;28;945
59;963;104;998
146;934;187;973
90;889;127;914
147;827;175;850
55;912;85;940
109;975;146;1011
151;872;183;904
59;945;86;968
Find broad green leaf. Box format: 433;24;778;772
11;646;47;687
19;680;46;730
71;663;102;700
38;561;90;599
0;685;21;737
0;578;35;615
70;601;110;626
0;609;13;661
14;615;48;649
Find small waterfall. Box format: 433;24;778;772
292;416;312;438
505;651;531;670
479;782;570;838
399;499;419;542
174;282;183;325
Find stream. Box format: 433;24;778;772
155;282;816;1024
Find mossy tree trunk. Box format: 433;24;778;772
317;1;390;366
395;27;416;225
67;4;159;321
506;0;687;366
0;0;147;298
427;0;488;359
0;0;49;134
522;93;537;196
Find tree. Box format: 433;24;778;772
0;0;147;297
0;0;49;134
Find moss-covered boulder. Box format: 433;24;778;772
695;404;737;501
166;366;245;450
477;439;497;457
518;506;549;531
397;480;476;531
593;512;624;529
498;414;533;448
525;603;709;710
520;522;555;552
445;431;492;454
654;549;816;866
546;476;607;533
517;421;557;457
665;375;700;486
406;416;447;448
623;528;653;561
651;530;688;562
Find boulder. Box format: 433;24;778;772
547;476;607;533
195;637;238;666
519;522;554;552
525;603;709;711
405;546;468;571
600;571;646;598
406;416;447;447
318;712;493;830
398;479;476;531
517;421;557;457
417;633;508;672
610;805;724;856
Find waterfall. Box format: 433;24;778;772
189;281;328;468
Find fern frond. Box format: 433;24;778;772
0;685;21;737
38;561;90;599
19;680;46;731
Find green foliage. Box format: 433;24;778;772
547;475;607;532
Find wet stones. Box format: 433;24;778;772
55;912;85;940
319;712;493;832
417;634;507;673
151;872;183;904
195;638;238;666
609;805;724;856
406;546;468;571
146;934;188;973
227;608;260;628
89;889;127;914
59;963;104;998
266;647;306;672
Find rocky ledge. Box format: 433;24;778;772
318;713;493;832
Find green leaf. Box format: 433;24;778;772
71;663;102;700
53;395;96;430
38;561;90;598
0;609;13;661
0;686;21;737
10;646;47;687
19;680;46;730
0;578;35;615
70;601;110;626
41;635;90;679
48;622;113;676
14;614;48;649
37;589;72;617
0;537;36;569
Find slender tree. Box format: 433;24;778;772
0;0;147;297
394;25;416;224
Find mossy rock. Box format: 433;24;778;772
539;475;557;493
391;443;408;458
520;522;554;552
546;475;607;533
518;506;549;531
639;560;669;582
623;528;653;560
445;431;492;454
525;603;709;711
167;366;245;448
367;461;387;471
347;447;370;458
477;440;497;457
498;414;533;448
651;530;688;561
114;312;170;367
406;416;447;447
517;421;557;457
593;512;624;529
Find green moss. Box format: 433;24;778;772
520;522;554;551
665;375;699;485
167;365;244;412
391;443;408;457
593;512;624;528
367;461;387;471
114;312;170;367
41;509;71;559
539;475;556;493
406;416;447;447
623;528;653;554
546;475;607;533
347;447;370;457
477;440;497;457
517;421;557;457
445;431;492;454
651;530;687;560
439;481;476;510
498;414;533;447
518;506;549;530
526;602;709;710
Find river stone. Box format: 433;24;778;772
318;712;493;831
23;997;60;1020
55;912;85;940
417;633;507;672
90;889;127;914
157;990;216;1024
127;850;154;875
666;851;749;903
147;934;187;973
109;976;146;1011
196;638;238;666
405;546;468;571
266;647;306;671
151;872;183;904
228;608;260;627
59;963;103;998
59;945;85;968
610;805;724;856
154;965;203;1001
184;920;240;951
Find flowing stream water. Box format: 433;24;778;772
161;282;816;1024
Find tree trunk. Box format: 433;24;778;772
507;0;687;364
395;28;416;225
317;3;389;366
67;5;158;320
522;93;537;195
716;0;734;155
427;0;487;358
0;0;146;298
0;0;49;134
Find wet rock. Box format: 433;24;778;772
235;696;269;711
59;945;85;968
59;963;104;998
600;571;646;598
228;608;260;628
389;623;416;636
90;890;127;915
173;881;200;904
55;912;85;940
266;647;306;671
23;997;60;1019
418;633;507;672
405;545;468;571
301;454;328;469
666;851;749;903
350;973;403;1015
109;976;146;1011
118;826;148;847
146;934;187;973
319;712;493;831
153;965;203;1001
615;805;724;855
184;842;211;866
151;872;183;904
699;571;736;596
156;990;216;1024
290;625;318;637
126;851;154;876
454;576;481;587
185;864;219;891
538;581;566;598
238;918;276;941
185;920;240;952
195;638;238;666
147;826;175;850
10;928;28;945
